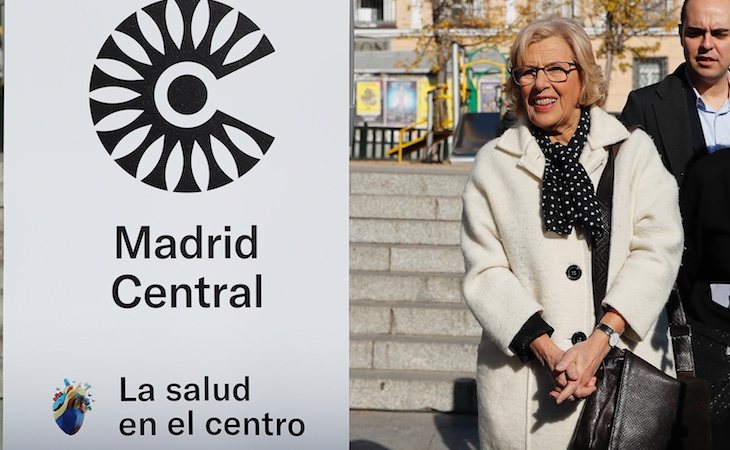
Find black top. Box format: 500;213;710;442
679;149;730;333
509;313;554;363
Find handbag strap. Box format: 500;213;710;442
668;286;697;375
591;141;618;321
590;133;696;376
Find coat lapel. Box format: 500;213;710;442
654;86;692;177
496;121;546;180
495;108;630;181
517;140;546;180
584;107;631;174
653;65;705;179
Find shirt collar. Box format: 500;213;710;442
686;68;730;113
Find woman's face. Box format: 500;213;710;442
519;36;582;140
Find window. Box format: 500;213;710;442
451;0;475;18
506;0;517;24
354;0;396;27
640;0;675;21
411;0;423;30
537;0;574;19
633;57;667;89
357;0;383;22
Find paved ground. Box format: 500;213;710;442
350;410;478;450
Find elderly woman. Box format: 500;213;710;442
460;18;683;450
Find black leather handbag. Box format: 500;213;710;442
571;140;711;450
572;347;680;449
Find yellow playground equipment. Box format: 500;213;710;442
385;84;452;162
385;45;507;162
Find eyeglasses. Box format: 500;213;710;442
511;62;578;86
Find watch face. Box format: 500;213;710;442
609;333;620;347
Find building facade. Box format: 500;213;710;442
353;0;683;118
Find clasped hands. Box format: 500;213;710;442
530;333;612;404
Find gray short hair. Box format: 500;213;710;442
505;17;607;117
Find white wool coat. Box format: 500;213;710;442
461;107;683;450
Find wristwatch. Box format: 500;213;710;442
595;323;620;347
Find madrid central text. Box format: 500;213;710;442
112;225;263;309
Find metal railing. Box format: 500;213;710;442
385;119;428;161
351;123;450;161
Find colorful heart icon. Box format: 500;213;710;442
53;379;93;435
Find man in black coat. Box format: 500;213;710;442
620;63;707;186
621;1;730;447
621;0;730;185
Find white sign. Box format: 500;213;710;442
710;283;730;309
4;1;349;448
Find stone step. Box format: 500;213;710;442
350;270;462;303
350;243;391;272
350;168;469;198
350;218;460;246
350;194;462;221
351;334;479;372
350;243;465;274
350;368;476;412
348;162;476;413
350;300;481;337
391;245;465;274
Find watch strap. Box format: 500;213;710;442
595;323;619;347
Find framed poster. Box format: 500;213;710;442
355;80;382;123
479;79;500;113
384;79;416;127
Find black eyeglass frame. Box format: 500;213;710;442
510;62;579;86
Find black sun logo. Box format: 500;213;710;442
90;0;274;192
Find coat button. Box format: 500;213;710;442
566;265;582;280
572;332;587;344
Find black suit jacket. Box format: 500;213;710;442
620;63;708;186
679;149;730;333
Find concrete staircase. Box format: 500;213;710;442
349;162;480;413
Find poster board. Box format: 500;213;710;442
4;1;349;448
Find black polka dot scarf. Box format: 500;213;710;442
530;108;604;242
